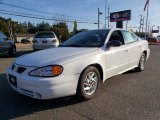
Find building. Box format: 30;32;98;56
14;33;35;43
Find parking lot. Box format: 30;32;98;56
0;45;160;120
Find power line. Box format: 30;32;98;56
0;9;95;23
0;9;54;19
0;11;97;24
0;1;94;21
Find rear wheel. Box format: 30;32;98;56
77;66;100;100
136;53;146;72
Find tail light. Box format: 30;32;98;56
33;40;38;43
52;40;56;43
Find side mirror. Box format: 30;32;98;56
107;40;122;47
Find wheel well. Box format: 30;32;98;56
80;64;103;82
143;51;147;57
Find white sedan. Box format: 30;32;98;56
6;29;150;100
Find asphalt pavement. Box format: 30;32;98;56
0;45;160;120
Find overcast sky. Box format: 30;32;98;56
0;0;159;31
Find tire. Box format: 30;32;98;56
77;66;100;100
9;46;16;57
136;53;146;72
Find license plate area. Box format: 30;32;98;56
9;75;17;87
42;41;47;43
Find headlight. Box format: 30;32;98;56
29;65;63;77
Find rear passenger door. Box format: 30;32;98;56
121;30;142;68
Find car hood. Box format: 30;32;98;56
15;47;99;67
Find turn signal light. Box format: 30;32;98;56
52;66;63;76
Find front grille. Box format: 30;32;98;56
12;64;27;74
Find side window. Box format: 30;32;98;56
121;31;137;44
131;33;139;41
109;31;125;44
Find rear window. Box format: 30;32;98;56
35;32;55;38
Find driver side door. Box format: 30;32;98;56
105;30;130;78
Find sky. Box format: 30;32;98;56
0;0;160;31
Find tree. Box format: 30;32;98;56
0;18;9;35
37;21;51;31
0;17;69;40
27;22;37;33
73;20;77;33
51;22;69;43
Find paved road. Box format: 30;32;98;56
0;45;160;120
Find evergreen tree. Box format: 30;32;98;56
73;20;77;33
51;22;69;43
37;21;51;31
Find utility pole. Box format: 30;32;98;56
145;0;149;38
148;20;150;36
11;21;13;40
98;8;100;29
104;0;110;28
142;16;145;33
98;8;103;29
105;0;107;28
139;14;142;33
108;5;110;28
8;20;12;40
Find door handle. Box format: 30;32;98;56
124;49;128;52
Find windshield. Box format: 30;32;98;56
35;32;55;38
60;30;109;47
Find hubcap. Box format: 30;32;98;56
83;72;98;96
140;55;145;70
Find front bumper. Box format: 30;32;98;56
6;67;79;99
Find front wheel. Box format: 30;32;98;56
76;66;100;100
9;46;16;57
136;53;146;72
